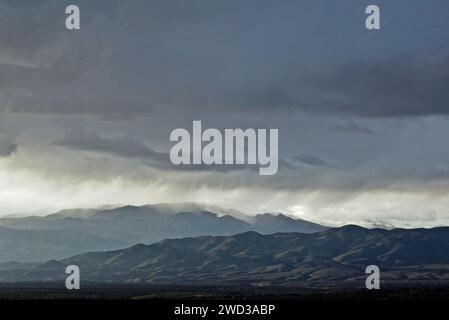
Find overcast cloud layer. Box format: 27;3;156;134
1;0;449;228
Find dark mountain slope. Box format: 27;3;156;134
3;226;449;286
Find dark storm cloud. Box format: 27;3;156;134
0;136;17;157
0;0;148;117
292;153;336;169
54;131;167;164
54;131;277;173
330;120;376;135
317;60;449;117
1;0;448;118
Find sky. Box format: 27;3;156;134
1;0;449;228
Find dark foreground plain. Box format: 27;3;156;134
1;282;449;300
0;284;448;320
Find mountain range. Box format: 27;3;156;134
1;225;449;287
0;203;326;263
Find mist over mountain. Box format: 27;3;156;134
0;203;326;263
0;225;125;263
2;226;449;286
